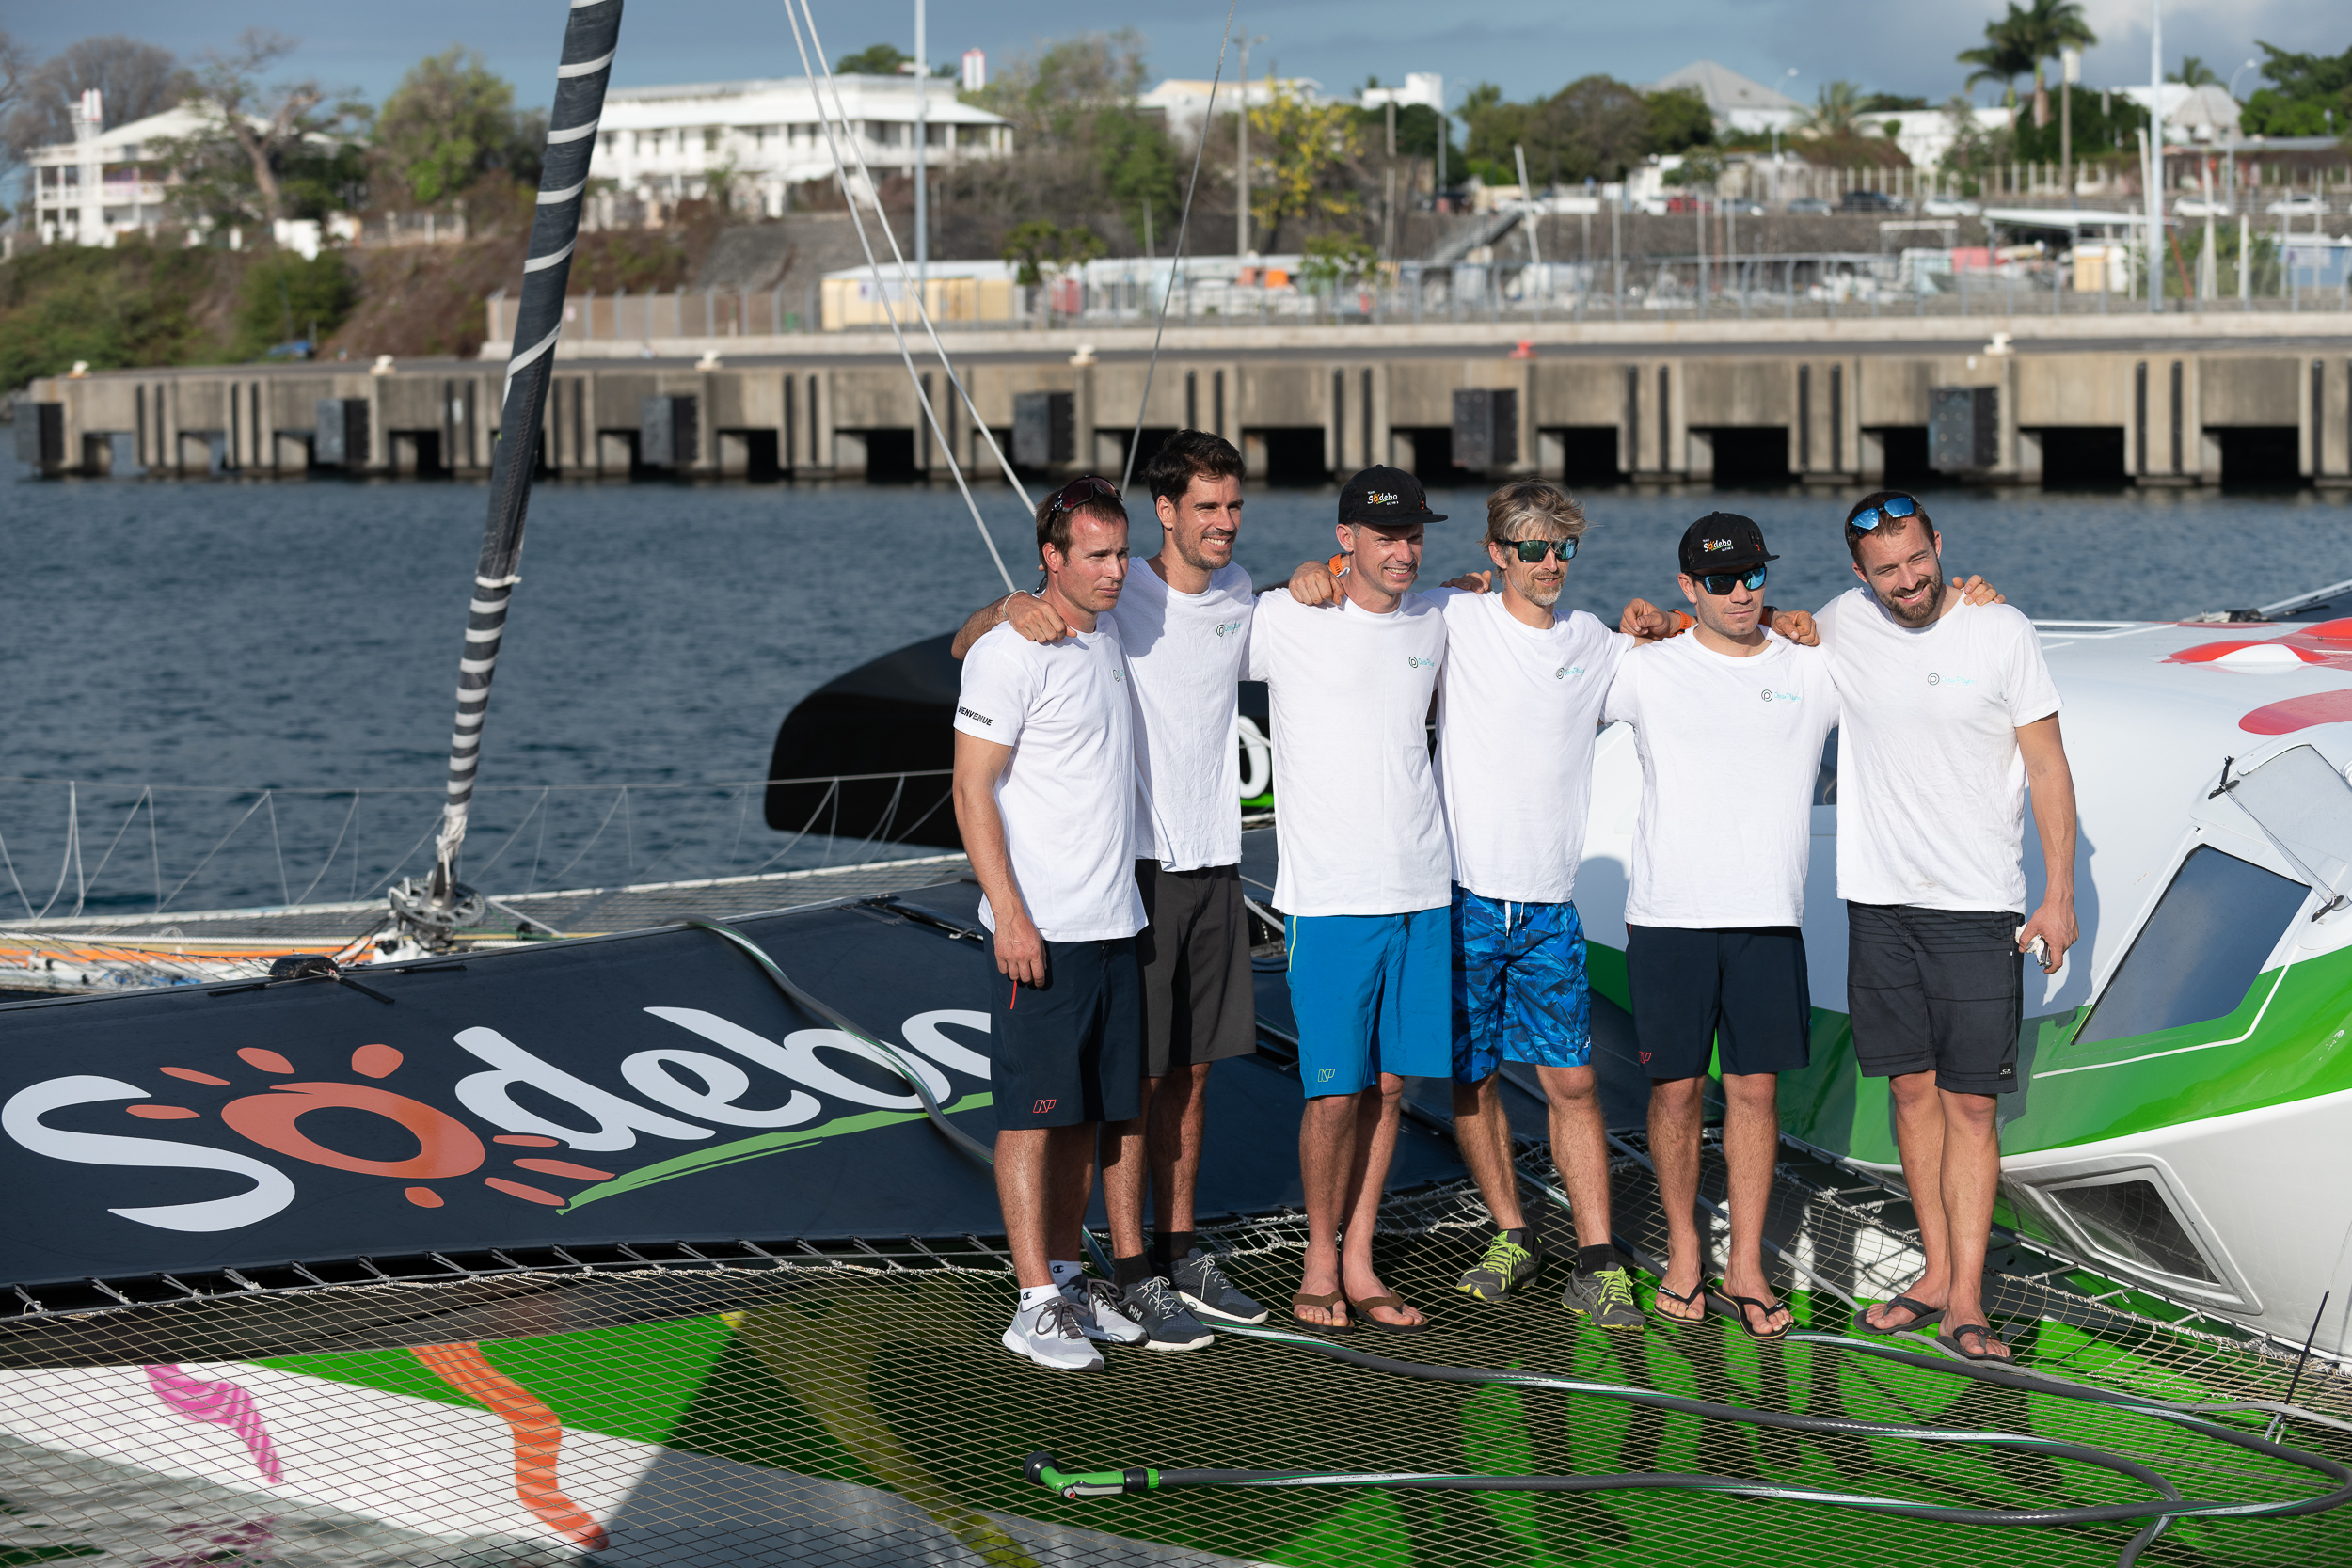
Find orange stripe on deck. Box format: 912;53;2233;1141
409;1343;609;1551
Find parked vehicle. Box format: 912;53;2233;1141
2173;198;2230;217
2266;194;2328;217
1787;198;1833;214
1837;189;1907;214
1921;197;1982;217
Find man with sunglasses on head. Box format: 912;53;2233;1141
1823;490;2077;1367
951;433;1267;1341
1602;515;1841;1340
954;477;1173;1370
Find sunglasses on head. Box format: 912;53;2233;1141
1048;475;1121;514
1506;537;1577;563
1696;566;1768;595
1848;494;1918;531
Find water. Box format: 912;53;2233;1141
2;476;2343;916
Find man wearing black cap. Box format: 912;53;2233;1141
1248;465;1454;1332
1602;514;1840;1338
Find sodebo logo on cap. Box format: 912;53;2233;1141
1369;492;1401;506
1704;537;1733;552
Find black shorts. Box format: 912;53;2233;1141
1626;925;1813;1081
986;935;1144;1129
1135;861;1257;1077
1846;903;2023;1095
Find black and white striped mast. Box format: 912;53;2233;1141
391;0;623;940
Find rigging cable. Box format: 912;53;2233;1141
1119;0;1238;494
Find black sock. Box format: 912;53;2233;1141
1503;1227;1531;1248
1113;1251;1154;1289
1154;1230;1198;1272
1579;1243;1617;1275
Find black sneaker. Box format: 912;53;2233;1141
1560;1265;1646;1331
1455;1231;1541;1303
1120;1275;1216;1351
1168;1247;1269;1324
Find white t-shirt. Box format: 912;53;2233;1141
1246;588;1450;916
1112;560;1255;871
1601;631;1841;928
1433;590;1631;904
1816;588;2062;912
951;619;1146;942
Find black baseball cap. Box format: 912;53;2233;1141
1677;513;1778;575
1338;466;1447;527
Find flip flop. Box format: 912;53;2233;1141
1348;1292;1430;1333
1650;1280;1708;1328
1708;1284;1794;1341
1935;1323;2013;1363
1289;1291;1351;1334
1856;1294;1944;1335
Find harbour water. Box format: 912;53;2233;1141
2;477;2343;915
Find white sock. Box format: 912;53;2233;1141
1048;1259;1083;1288
1018;1284;1060;1312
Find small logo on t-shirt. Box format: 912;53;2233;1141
1556;664;1584;680
957;705;994;726
1762;689;1798;704
1214;620;1242;638
1927;673;1942;686
1112;667;1127;682
1408;656;1424;669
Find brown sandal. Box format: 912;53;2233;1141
1290;1291;1351;1333
1349;1292;1430;1333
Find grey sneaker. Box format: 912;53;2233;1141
1002;1296;1104;1370
1061;1276;1148;1345
1456;1231;1541;1303
1120;1275;1216;1351
1169;1247;1268;1324
1560;1265;1645;1331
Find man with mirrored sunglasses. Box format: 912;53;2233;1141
1603;514;1841;1339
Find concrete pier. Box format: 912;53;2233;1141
18;312;2352;489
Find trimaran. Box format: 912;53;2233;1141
2;4;2351;1565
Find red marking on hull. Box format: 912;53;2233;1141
492;1134;563;1147
2240;689;2352;735
162;1067;231;1087
128;1105;199;1119
237;1048;295;1075
485;1177;567;1206
511;1157;616;1180
350;1043;404;1079
404;1186;444;1208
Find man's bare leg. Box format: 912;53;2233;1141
1719;1071;1791;1336
1145;1063;1213;1238
1862;1069;1951;1331
997;1128;1058;1289
1339;1073;1425;1327
1296;1089;1367;1328
1451;1074;1526;1230
1538;1063;1613;1250
1098;1115;1150;1262
1646;1076;1708;1322
1936;1088;2008;1357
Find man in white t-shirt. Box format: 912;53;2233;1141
949;433;1268;1335
1820;490;2077;1366
954;479;1182;1370
1604;515;1841;1341
1248;466;1454;1332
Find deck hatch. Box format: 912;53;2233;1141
2074;845;2307;1045
2036;1172;2223;1286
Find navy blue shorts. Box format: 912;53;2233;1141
1625;925;1813;1081
986;935;1143;1129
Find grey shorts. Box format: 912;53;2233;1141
1134;861;1258;1077
1847;903;2024;1095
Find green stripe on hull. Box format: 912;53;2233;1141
1587;940;2352;1162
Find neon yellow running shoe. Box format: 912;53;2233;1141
1455;1231;1540;1302
1561;1265;1645;1331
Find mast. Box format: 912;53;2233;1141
393;0;625;939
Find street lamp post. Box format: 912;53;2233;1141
2148;0;2164;314
1236;33;1267;257
914;0;927;304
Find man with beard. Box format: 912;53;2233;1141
953;479;1157;1370
1822;491;2077;1365
951;432;1264;1339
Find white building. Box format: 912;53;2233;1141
590;76;1012;218
30;98;224;246
1869;106;2017;171
2115;83;2244;143
1640;60;1804;134
1139;76;1329;142
1361;74;1442;113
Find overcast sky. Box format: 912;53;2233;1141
10;0;2339;117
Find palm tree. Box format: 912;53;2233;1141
1959;9;2038;129
2169;56;2218;87
2014;0;2098;129
1797;80;1866;140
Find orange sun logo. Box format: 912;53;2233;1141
138;1046;614;1209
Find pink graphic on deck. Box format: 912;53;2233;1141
144;1365;283;1483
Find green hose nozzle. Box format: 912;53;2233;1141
1025;1452;1159;1499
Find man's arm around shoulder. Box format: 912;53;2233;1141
949;592;1071;659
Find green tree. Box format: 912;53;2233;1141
231;250;357;357
2169;55;2217;87
1299;231;1376;293
1661;147;1724;189
966;32;1174;249
2240;41;2352;138
155;29;368;225
2;34;182;164
1000;219;1102;286
1798;80;1867;139
1958;8;2038;127
835;43;911;76
1458;82;1529;170
1938;94;2014;195
1859;92;1929;112
1247;74;1362;249
1092;104;1179;247
1644;87;1714;154
2012;0;2097;128
374;46;532;206
1529;75;1652;183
